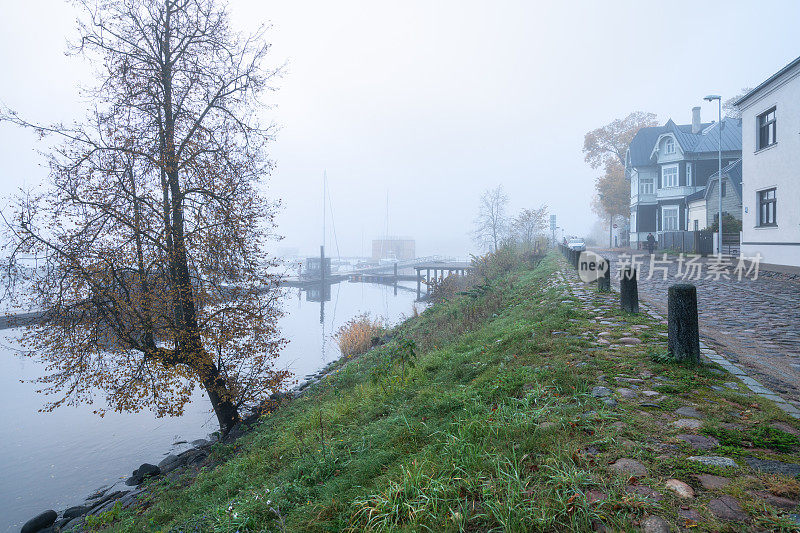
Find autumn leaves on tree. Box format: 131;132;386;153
0;0;288;434
583;112;659;245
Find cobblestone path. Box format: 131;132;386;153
594;250;800;407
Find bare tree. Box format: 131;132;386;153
723;88;753;119
472;185;509;252
511;205;548;249
0;0;288;434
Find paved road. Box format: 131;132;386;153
593;250;800;407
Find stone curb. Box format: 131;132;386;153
640;298;800;419
558;257;800;420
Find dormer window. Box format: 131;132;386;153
665;137;676;154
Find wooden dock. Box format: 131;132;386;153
414;261;472;299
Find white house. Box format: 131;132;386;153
736;56;800;268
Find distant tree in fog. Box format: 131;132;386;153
584;112;657;246
723;88;753;119
591;158;630;245
583;111;658;168
472;185;509;252
511;205;548;248
0;0;288;434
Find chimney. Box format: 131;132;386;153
691;106;701;134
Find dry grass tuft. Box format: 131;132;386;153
335;313;385;358
764;474;800;498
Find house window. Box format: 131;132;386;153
664;137;675;154
721;181;726;197
640;177;654;195
757;107;776;150
693;220;699;231
758;188;776;226
686;163;692;186
662;206;679;231
662;165;679;188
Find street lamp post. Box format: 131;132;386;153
704;94;722;255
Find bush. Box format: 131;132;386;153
429;273;473;302
471;245;521;281
703;213;742;234
335;313;385;358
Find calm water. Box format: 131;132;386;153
1;281;419;531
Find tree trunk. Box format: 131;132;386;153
160;2;240;431
201;360;241;434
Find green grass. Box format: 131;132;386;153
94;252;800;532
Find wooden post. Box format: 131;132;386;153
598;256;611;292
320;245;325;284
416;268;421;299
620;266;639;313
426;268;430;294
668;284;700;363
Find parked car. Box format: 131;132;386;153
567;238;586;252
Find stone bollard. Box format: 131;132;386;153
598;257;611;292
667;284;700;363
620;266;639;313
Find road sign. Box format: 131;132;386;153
550;214;557;231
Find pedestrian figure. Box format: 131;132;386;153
646;233;656;255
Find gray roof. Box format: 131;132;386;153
685;190;705;203
706;158;742;199
734;55;800;107
627;117;741;169
663;118;742;155
689;118;742;154
627;126;666;167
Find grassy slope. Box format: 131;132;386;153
100;253;800;532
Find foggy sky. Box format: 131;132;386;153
1;1;798;258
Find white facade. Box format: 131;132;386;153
687;199;707;232
738;58;800;268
